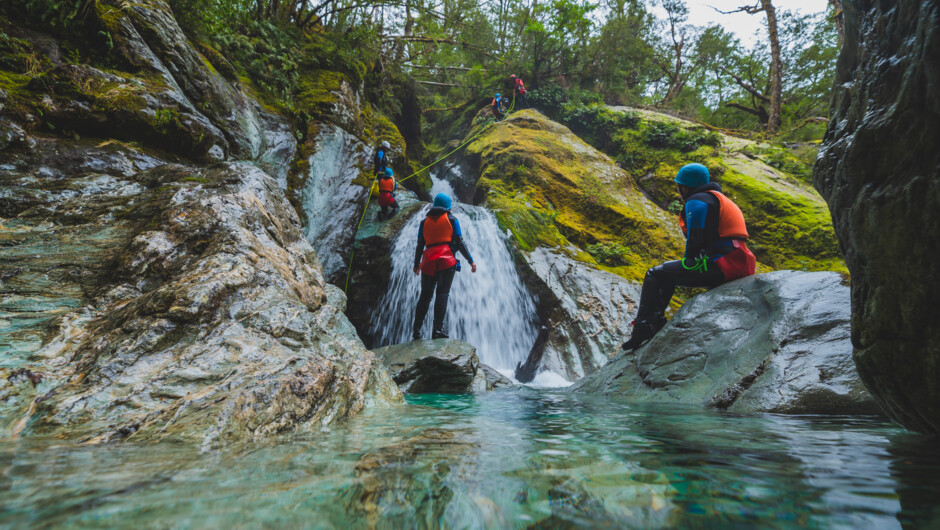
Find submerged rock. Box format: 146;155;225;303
814;1;940;434
572;271;881;415
374;339;501;394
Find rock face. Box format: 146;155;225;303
516;248;641;383
0;159;402;445
572;271;881;415
0;1;404;444
374;339;504;393
814;1;940;433
345;193;425;344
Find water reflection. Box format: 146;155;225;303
1;391;938;528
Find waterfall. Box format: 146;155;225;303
369;176;539;372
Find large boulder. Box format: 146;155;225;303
571;271;881;415
515;248;641;383
814;1;940;433
374;339;505;393
0;160;402;445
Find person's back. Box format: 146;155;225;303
492;93;504;120
377;167;398;219
412;193;477;339
374;140;391;175
621;163;755;351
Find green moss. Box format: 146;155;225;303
466;111;683;282
295;69;345;115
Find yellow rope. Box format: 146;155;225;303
344;91;517;292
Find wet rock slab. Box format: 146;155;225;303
373;339;509;393
572;271;882;415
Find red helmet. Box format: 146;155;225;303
510;74;517;79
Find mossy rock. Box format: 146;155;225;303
598;106;845;274
465;110;683;282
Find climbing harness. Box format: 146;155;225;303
681;256;709;273
343;92;517;293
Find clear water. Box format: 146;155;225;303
369;177;539;372
2;390;938;528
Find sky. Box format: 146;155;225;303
651;0;830;47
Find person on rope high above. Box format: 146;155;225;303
377;167;399;219
412;193;477;340
374;140;391;175
620;163;756;351
492;93;505;121
509;74;528;109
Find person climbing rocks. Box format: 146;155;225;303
377;167;399;219
374;140;391;175
510;74;528;109
412;193;477;340
621;163;756;351
492;93;505;121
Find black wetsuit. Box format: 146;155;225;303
413;207;474;337
634;182;735;324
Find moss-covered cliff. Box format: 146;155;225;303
463;107;844;283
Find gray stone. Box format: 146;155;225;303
814;0;940;433
517;248;641;382
480;364;514;390
374;339;483;394
571;271;882;415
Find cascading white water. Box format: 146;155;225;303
369;176;539;372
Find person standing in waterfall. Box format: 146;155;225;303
412;193;477;340
620;163;756;351
377;167;399;219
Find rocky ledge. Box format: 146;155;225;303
571;271;882;415
373;339;513;394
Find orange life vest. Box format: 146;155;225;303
423;213;453;246
514;78;526;95
678;190;748;240
378;176;395;193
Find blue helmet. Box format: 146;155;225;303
433;193;452;210
674;163;710;188
495;93;501;97
384;167;393;177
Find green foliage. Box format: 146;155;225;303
5;0;90;31
586;242;635;266
641;122;720;152
212;21;301;103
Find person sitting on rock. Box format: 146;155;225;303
377;167;399;219
492;93;505;120
621;163;756;351
374;140;391;175
413;193;477;340
510;74;528;109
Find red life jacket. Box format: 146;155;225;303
420;213;458;275
678;190;749;240
678;190;754;280
378;176;395;193
514;78;526;95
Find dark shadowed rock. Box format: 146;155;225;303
373;339;485;394
814;0;940;433
572;271;881;415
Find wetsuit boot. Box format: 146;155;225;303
621;316;667;352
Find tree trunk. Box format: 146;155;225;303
829;0;844;46
762;0;782;133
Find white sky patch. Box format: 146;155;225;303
651;0;829;47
